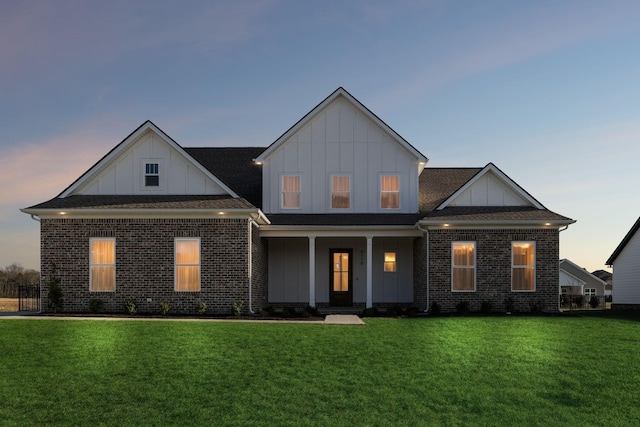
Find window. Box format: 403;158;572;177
512;242;535;291
90;238;115;291
384;252;396;272
452;242;475;291
145;162;159;187
175;238;200;291
381;176;400;209
282;175;301;209
585;288;596;297
331;176;350;209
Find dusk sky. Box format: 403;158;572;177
2;0;639;273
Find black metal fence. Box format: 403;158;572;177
560;295;610;312
18;285;40;312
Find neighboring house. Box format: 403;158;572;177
559;259;608;299
591;269;613;296
606;217;640;309
22;87;575;314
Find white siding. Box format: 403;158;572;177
76;131;228;196
613;231;640;304
262;97;421;214
449;173;529;207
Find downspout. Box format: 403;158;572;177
248;217;259;315
417;223;430;313
28;214;43;313
30;214;41;222
557;224;569;311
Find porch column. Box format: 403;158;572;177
366;235;373;308
309;236;316;308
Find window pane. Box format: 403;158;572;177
452;242;475;291
176;240;199;264
282;176;301;208
91;240;114;264
512;267;534;290
332;176;350;208
145;175;159;186
384;252;396;272
176;266;200;291
513;243;534;266
453;243;474;266
91;266;115;291
452;268;474;291
381;176;399;191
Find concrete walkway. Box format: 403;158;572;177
0;313;366;325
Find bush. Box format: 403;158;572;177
125;300;137;315
304;305;320;317
406;306;420;316
589;296;600;309
159;302;171;315
480;300;493;314
89;299;104;313
196;300;207;315
282;306;297;318
261;306;275;317
429;300;441;315
529;300;543;314
362;307;378;317
46;263;63;313
504;297;514;313
573;295;584;308
456;301;470;314
232;300;244;317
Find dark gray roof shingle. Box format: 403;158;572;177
26;195;255;210
420;206;573;222
267;213;423;226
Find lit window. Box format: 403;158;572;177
175;238;200;291
331;176;350;209
452;242;475;291
90;238;115;291
381;176;399;209
384;252;396;272
512;242;535;291
145;163;159;187
282;176;301;209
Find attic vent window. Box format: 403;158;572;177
145;163;159;187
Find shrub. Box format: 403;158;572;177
159;302;172;315
480;300;493;314
196;300;207;315
304;305;320;317
573;295;584;308
429;300;441;315
504;297;514;313
406;306;420;316
232;300;244;317
456;301;470;314
89;299;104;313
261;306;275;317
125;300;137;315
529;300;543;314
362;307;378;317
282;306;297;318
46;263;63;313
589;296;600;309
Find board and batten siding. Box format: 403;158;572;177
448;173;529;207
262;98;420;214
612;230;640;304
79;130;228;196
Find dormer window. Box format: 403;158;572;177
145;163;159;187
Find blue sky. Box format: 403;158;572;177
2;0;639;272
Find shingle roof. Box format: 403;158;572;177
184;147;264;208
25;195;255;210
419;168;482;212
267;213;423;226
420;206;573;222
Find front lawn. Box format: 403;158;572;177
1;313;639;426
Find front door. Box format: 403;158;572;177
330;249;352;306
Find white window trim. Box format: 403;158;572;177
511;241;536;292
329;174;352;211
451;241;476;292
281;174;302;210
89;237;116;292
141;159;163;191
174;237;201;292
380;174;400;210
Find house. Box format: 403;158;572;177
606;217;640;309
591;270;612;296
21;87;575;315
559;259;608;300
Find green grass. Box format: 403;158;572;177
1;314;639;426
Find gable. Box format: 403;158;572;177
60;121;236;198
437;163;544;210
560;269;585;287
606;217;640;266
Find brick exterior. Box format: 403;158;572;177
40;217;258;315
414;228;560;313
250;221;268;313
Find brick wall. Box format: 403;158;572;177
412;228;559;313
250;221;268;313
40;217;255;315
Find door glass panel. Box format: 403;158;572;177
332;252;349;292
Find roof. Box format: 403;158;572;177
24;195;256;210
606;216;640;266
419;206;574;223
419;168;482;212
185;147;264;208
559;259;608;286
267;213;423;226
254;87;428;164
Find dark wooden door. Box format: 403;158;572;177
330;249;352;306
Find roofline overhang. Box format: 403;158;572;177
20;207;271;224
417;219;576;229
259;224;422;238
